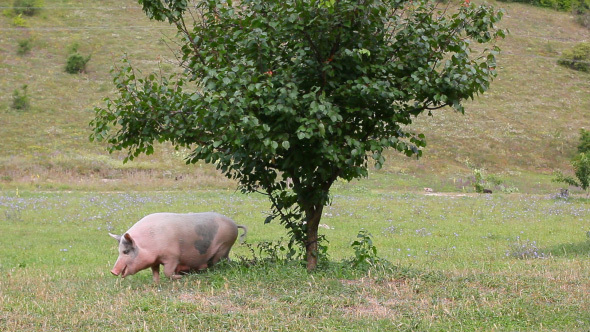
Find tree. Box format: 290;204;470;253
553;152;590;193
554;129;590;195
91;0;505;270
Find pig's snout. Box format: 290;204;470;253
111;265;126;278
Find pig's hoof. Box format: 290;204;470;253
171;274;183;280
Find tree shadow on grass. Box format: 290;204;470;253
544;240;590;258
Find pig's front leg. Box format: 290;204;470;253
151;265;161;283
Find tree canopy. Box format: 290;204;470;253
91;0;505;270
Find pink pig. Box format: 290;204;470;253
109;212;247;283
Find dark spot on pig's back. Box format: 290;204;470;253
194;221;219;255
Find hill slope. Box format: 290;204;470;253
1;0;589;192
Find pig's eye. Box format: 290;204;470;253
123;249;131;255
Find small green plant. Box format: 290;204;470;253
349;229;382;268
13;0;40;16
11;84;30;110
67;42;80;54
17;38;32;55
11;13;29;27
472;168;487;193
553;152;590;194
65;53;91;74
558;42;590;72
465;160;491;193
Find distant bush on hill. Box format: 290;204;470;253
573;0;590;27
578;129;590;153
65;53;91;74
64;43;91;74
11;84;30;110
13;0;41;16
558;42;590;72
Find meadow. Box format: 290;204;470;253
1;0;590;330
1;186;589;331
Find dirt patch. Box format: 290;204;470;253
343;297;397;319
340;278;419;320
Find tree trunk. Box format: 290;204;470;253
305;204;324;271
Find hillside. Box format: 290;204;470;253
1;0;589;192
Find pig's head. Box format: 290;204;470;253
109;232;143;278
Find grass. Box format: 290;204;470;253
1;1;590;330
1;189;590;331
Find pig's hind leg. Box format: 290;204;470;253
162;260;183;280
208;245;232;267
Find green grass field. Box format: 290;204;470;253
1;188;589;331
2;0;590;331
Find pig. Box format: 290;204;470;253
109;212;247;283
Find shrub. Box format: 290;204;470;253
558;42;590;72
11;13;29;27
11;84;30;110
13;0;40;16
573;0;590;27
349;230;382;268
578;129;590;153
473;168;487;193
573;0;590;15
17;38;32;55
553;152;590;192
65;53;91;74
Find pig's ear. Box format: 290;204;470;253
123;233;134;245
109;233;121;242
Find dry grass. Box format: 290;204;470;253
0;1;589;192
